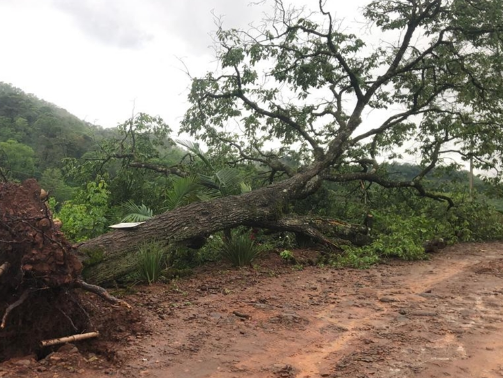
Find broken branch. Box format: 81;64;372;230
40;331;99;347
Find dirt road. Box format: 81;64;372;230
3;242;503;377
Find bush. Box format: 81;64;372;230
330;246;380;269
52;180;113;242
137;241;166;284
445;198;503;241
221;230;261;267
329;192;503;268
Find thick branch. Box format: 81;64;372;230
245;215;371;249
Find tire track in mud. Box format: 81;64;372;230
250;251;488;377
112;243;503;378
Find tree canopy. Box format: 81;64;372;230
181;0;503;202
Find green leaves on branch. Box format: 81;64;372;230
53;180;111;242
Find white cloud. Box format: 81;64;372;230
53;0;153;49
0;0;362;131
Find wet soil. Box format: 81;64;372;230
2;242;503;378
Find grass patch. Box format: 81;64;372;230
137;241;166;284
221;230;261;267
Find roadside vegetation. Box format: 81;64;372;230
1;0;503;285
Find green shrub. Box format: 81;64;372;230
280;249;293;260
196;234;225;264
445;198;503;241
221;230;261;267
331;247;380;269
137;241;167;284
53;180;112;242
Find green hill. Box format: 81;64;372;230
0;82;108;180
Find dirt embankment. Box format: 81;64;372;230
2;242;503;378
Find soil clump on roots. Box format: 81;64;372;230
0;179;139;362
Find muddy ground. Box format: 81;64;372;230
2;242;503;378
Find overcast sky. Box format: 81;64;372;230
0;0;369;131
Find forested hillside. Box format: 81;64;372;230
1;80;502;280
0;83;114;189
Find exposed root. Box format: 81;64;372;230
0;262;10;278
56;306;79;332
75;279;131;308
1;290;31;329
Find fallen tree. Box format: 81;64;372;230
78;169;373;284
77;0;503;283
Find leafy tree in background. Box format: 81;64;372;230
39;168;75;203
0;139;36;180
63;112;200;212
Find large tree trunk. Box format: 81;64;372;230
78;174;307;283
77;171;369;284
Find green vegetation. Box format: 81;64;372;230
0;82;105;184
221;230;262;267
2;0;503;282
280;250;294;261
137;241;167;285
51;180;112;242
0;139;36;180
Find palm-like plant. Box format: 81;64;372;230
121;200;154;222
137;241;166;284
166;176;200;210
176;139;251;197
221;230;261;266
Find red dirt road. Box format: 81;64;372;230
3;242;503;377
